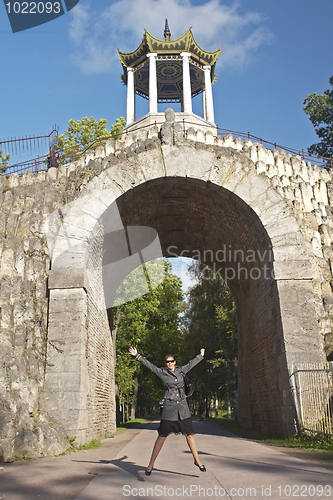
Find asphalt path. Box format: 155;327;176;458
1;420;333;500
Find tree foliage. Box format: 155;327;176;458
0;150;10;174
55;116;125;165
113;259;237;420
303;76;333;163
113;259;186;414
183;261;237;413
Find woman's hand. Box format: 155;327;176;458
200;348;205;357
129;346;138;357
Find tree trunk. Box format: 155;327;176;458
110;307;121;365
131;373;139;419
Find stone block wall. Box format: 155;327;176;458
0;174;58;461
0;166;116;461
85;221;116;440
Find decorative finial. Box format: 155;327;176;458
164;19;171;41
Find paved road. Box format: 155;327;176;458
0;426;143;500
74;420;333;500
1;420;333;500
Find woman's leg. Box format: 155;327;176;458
185;434;203;467
147;435;167;471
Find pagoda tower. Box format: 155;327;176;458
118;21;221;131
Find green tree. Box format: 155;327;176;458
184;261;237;416
112;259;186;420
55;116;125;165
303;76;333;163
0;150;10;174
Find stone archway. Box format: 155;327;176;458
40;136;324;440
3;114;333;462
115;176;322;436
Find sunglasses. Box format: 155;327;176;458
166;359;175;364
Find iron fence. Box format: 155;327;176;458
0;126;58;176
290;362;333;435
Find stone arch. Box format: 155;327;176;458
41;140;324;438
3;120;333;461
115;176;323;436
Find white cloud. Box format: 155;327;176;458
169;257;198;294
68;2;89;44
68;0;274;75
221;26;274;68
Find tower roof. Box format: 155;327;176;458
118;27;221;82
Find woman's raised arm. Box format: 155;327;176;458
128;347;163;377
180;348;205;374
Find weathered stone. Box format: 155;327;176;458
94;145;105;159
323;296;333;312
105;140;115;156
165;107;175;123
13;430;39;458
0;439;14;462
33;423;67;456
160;122;173;145
173;122;184;144
48;270;88;290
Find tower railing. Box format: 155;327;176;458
0;126;58;176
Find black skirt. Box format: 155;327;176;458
158;417;194;437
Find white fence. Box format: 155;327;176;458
290;362;333;434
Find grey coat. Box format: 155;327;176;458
136;353;204;421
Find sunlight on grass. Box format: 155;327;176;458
208;417;333;453
117;418;148;429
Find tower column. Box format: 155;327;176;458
147;53;158;114
202;90;206;121
126;67;135;125
180;52;192;113
203;65;215;124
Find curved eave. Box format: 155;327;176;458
118;27;221;68
117;31;151;68
184;28;221;67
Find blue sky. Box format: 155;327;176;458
1;0;332;147
1;0;332;291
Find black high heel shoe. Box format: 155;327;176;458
194;461;206;472
145;468;152;476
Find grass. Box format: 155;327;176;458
13;453;32;461
207;417;333;454
75;438;102;451
62;437;103;455
115;426;127;434
117;418;149;429
58;419;150;457
266;433;333;453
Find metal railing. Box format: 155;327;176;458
216;126;332;169
0;126;58;176
0;120;331;176
290;362;333;435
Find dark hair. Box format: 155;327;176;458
165;354;175;362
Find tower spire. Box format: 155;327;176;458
164;19;171;41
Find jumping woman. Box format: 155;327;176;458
128;346;206;475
